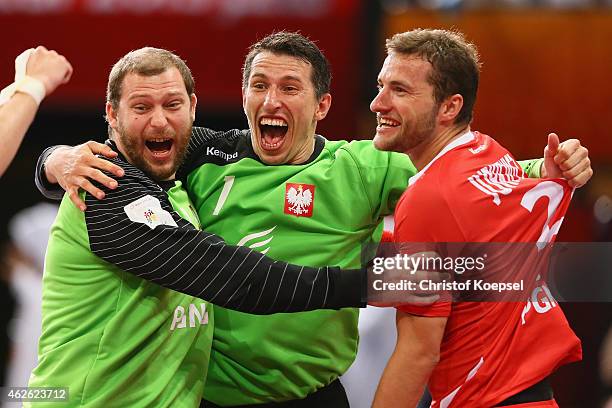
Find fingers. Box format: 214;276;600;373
544;133;560;158
85;142;123;178
556;140;588;168
70;152;121;192
405;270;449;300
405;293;440;305
86;140;116;158
63;169;113;210
368;294;440;308
62;58;73;83
46;141;124;201
553;139;593;187
563;161;593;188
67;186;87;212
87;167;119;191
78;177;107;200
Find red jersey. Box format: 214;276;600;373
395;131;582;408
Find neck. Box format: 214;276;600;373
407;124;470;171
289;136;316;164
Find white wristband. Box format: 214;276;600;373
15;76;46;106
0;48;46;106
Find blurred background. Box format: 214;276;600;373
0;0;610;407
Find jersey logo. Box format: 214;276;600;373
124;195;178;229
469;143;487;154
206;146;238;161
285;183;315;217
467;154;522;205
170;303;209;331
237;226;276;255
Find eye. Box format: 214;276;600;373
166;101;182;109
252;82;266;90
283;85;298;93
393;86;407;95
133;104;149;112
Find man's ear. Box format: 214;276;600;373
438;94;463;124
314;93;332;121
190;94;197;122
106;102;118;132
242;87;247;114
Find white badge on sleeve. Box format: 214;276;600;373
124;195;178;229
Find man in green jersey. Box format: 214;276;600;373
39;32;592;407
27;46;371;408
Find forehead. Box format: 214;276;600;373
379;53;432;84
249;51;313;82
120;67;187;99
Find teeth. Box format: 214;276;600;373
149;138;170;142
260;118;288;127
378;117;400;127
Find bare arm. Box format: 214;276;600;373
0;46;72;176
373;311;447;408
0;93;38;176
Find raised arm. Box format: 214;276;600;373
0;46;72;176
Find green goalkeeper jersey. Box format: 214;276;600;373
185;129;412;405
27;181;213;407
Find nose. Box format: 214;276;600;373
263;87;282;111
150;106;169;128
370;87;390;114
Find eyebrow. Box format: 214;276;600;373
127;91;186;100
379;79;414;91
250;73;304;83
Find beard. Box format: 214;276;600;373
116;121;192;181
374;103;438;154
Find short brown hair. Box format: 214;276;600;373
106;47;194;111
386;29;480;126
242;31;331;100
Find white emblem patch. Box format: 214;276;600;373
124;195;178;229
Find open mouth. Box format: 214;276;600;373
259;117;288;150
377;116;400;130
145;138;174;158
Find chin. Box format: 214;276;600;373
259;155;283;165
373;134;394;152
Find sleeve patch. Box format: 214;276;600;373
124;195;178;229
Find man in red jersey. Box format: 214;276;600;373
371;29;582;408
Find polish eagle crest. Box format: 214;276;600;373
286;184;313;216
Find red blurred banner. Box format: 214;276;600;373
0;0;362;119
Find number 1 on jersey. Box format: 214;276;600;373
213;176;235;215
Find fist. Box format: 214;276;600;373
25;46;73;96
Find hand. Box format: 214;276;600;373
368;251;450;307
26;46;73;97
542;133;593;188
45;141;124;211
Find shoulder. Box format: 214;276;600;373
191;127;246;144
86;156;167;211
186;127;254;168
324;138;413;168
